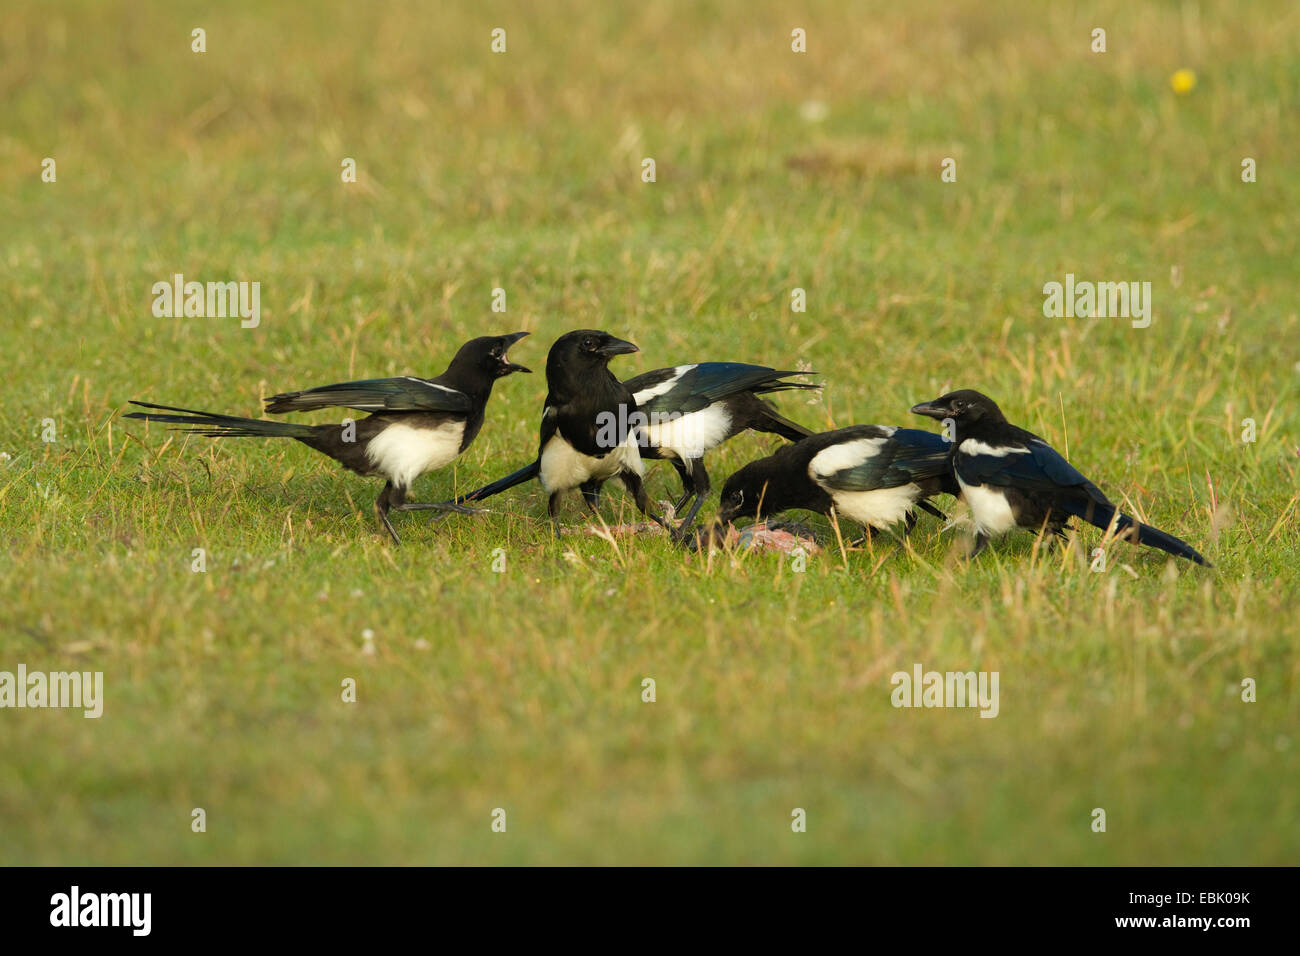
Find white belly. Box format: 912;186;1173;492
642;405;733;459
365;421;464;489
957;477;1019;536
830;483;920;530
539;431;644;492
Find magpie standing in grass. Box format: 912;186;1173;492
452;329;673;537
599;362;819;533
717;426;958;539
452;358;818;536
123;332;532;545
909;389;1210;565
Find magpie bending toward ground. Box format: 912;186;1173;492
909;389;1210;565
123;332;531;545
597;362;819;533
450;329;674;538
717;426;958;540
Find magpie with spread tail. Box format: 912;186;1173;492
123;332;532;544
909;389;1210;565
453;329;673;537
717;426;958;538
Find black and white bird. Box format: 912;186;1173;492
454;329;673;537
717;426;958;538
123;331;532;544
602;362;819;532
452;359;818;536
909;389;1210;565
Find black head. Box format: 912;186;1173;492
448;331;532;380
546;329;639;381
910;389;1005;427
443;332;532;385
718;458;781;523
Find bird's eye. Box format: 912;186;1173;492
732;490;744;504
582;337;596;350
953;400;966;410
490;349;502;358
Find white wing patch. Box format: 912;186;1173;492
808;434;919;529
642;404;733;459
405;377;466;404
808;436;890;480
632;365;697;405
959;438;1029;457
365;421;465;489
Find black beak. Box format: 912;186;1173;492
597;336;639;357
501;331;532;373
910;400;948;420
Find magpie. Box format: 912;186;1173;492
909;389;1210;565
123;332;532;544
596;362;819;533
451;329;673;537
452;359;818;535
717;426;958;540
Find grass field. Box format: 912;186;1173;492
1;0;1297;865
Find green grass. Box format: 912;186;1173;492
1;0;1297;864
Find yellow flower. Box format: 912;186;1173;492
1170;69;1197;95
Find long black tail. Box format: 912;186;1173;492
751;378;821;397
124;401;316;439
1062;498;1210;567
450;459;540;505
753;404;816;443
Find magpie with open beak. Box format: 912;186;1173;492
578;362;819;534
450;329;672;538
909;389;1210;565
717;426;958;539
123;332;531;544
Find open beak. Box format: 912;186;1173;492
910;400;948;420
597;336;639;357
501;331;532;373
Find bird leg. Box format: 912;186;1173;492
917;500;947;521
579;479;603;515
619;470;679;541
375;482;403;545
876;511;920;560
548;492;564;539
669;458;694;515
847;525;877;548
966;532;990;561
1040;527;1069;553
673;458;711;536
